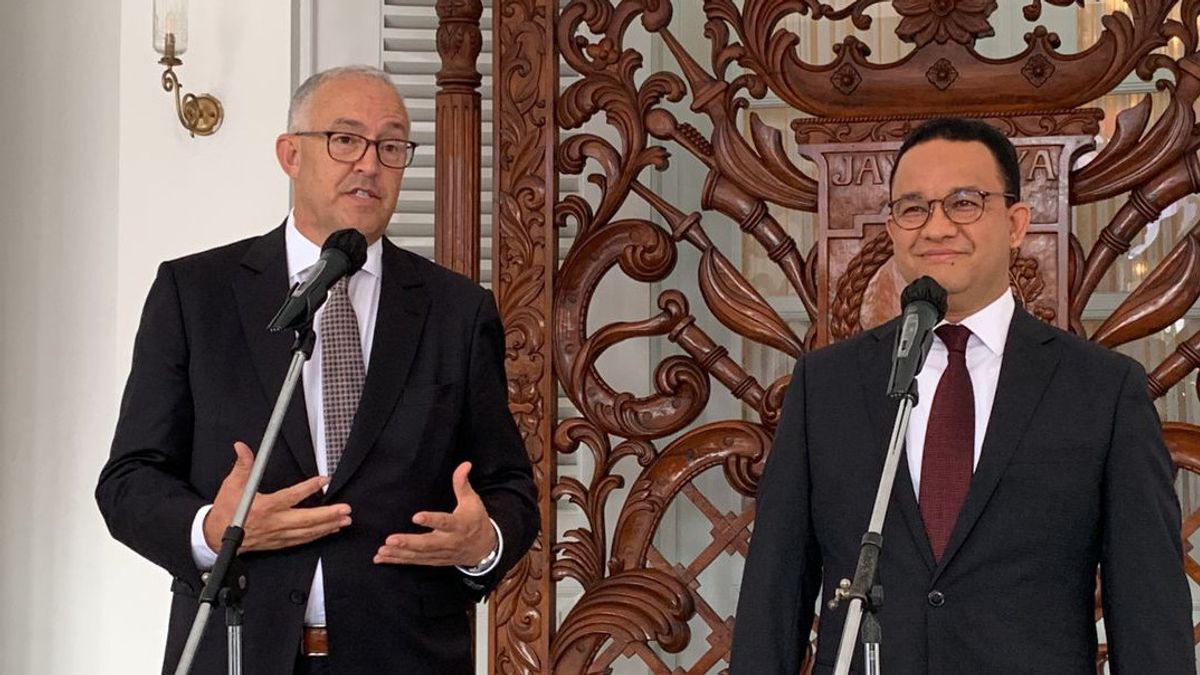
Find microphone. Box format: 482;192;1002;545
268;228;369;332
886;276;948;399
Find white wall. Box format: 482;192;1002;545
116;0;293;354
0;1;292;672
0;2;121;672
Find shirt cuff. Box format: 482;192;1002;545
189;504;219;571
457;518;503;577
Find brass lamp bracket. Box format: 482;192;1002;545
159;33;223;138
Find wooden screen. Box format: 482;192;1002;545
428;1;1200;672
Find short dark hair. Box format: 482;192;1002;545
890;117;1021;202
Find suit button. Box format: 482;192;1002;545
289;590;308;605
927;590;945;607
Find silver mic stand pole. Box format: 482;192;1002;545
174;324;316;675
828;388;917;675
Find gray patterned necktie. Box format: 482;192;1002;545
320;277;365;475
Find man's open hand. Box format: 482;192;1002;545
374;461;497;567
203;441;352;552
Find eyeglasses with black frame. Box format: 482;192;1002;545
888;188;1017;230
292;130;419;169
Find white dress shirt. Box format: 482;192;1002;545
905;290;1015;497
189;213;501;626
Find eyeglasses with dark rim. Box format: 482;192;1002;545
292;130;419;169
888;188;1017;230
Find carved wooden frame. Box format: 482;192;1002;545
472;1;1200;672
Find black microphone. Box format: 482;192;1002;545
268;228;369;332
886;276;948;399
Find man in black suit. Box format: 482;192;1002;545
96;65;538;674
730;118;1195;673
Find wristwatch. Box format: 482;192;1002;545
461;519;502;574
464;545;499;574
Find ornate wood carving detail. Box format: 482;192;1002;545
1009;248;1057;323
435;0;484;90
434;0;484;279
832;63;863;95
490;1;557;673
1022;53;1055;87
1021;1;1087;23
607;421;771;567
434;95;482;277
895;0;999;48
482;0;1200;671
1071;153;1200;319
793;109;1102;144
703;0;1180;116
925;57;959;90
550;569;694;673
551;420;772;671
1092;224;1200;348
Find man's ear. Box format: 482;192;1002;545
275;134;300;179
1007;200;1031;249
884;215;901;245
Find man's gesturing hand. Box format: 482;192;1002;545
202;441;352;553
374;461;497;568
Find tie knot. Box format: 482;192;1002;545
331;276;350;295
935;324;972;354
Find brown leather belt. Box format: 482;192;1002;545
301;626;329;657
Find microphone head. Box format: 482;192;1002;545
323;228;369;275
900;276;948;322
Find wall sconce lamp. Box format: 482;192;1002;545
153;0;223;137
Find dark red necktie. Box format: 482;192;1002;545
919;324;974;563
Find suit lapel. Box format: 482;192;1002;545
932;307;1060;582
326;240;430;498
231;223;318;477
861;322;936;572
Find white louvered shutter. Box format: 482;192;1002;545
382;0;579;290
382;0;494;284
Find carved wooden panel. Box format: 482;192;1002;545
482;1;1200;672
490;1;559;673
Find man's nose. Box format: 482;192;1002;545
354;142;382;174
922;202;959;238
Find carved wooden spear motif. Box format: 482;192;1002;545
1093;222;1200;347
1071;154;1200;320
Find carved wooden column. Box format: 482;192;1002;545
490;0;558;672
434;0;483;280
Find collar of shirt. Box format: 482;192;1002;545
905;288;1016;493
939;288;1015;356
284;210;382;284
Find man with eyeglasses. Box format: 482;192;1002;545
731;117;1193;673
97;65;538;674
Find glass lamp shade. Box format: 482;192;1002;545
153;0;188;55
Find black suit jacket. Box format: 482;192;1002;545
730;307;1194;674
96;225;538;674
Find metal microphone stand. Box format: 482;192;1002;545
829;384;918;675
175;323;316;675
